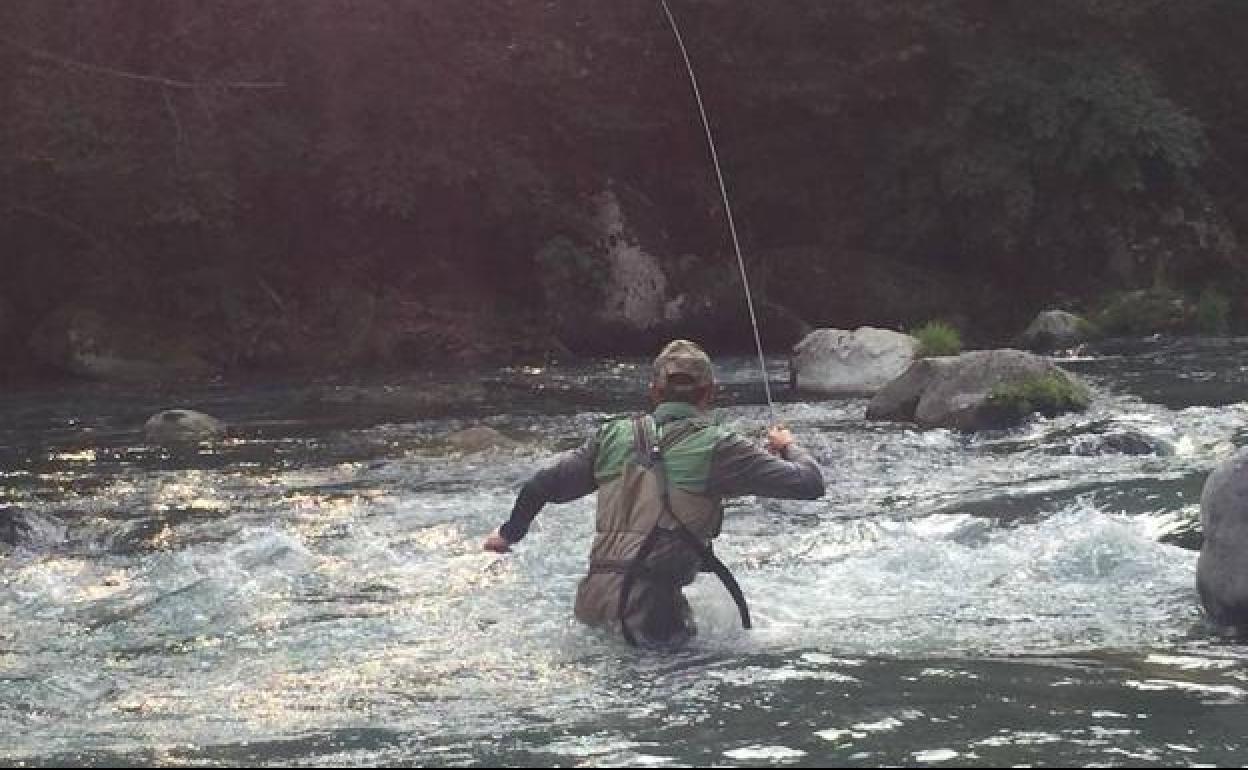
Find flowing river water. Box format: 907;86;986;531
3;338;1248;767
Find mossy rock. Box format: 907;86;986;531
868;349;1090;432
982;372;1091;427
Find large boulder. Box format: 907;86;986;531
1018;310;1090;352
144;409;225;443
30;306;213;382
866;349;1089;432
791;327;919;396
1198;447;1248;633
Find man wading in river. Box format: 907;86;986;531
483;339;825;648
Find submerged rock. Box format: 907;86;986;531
1070;430;1172;457
1040;419;1174;457
299;382;489;418
0;507;30;547
144;409;225;443
1;507;66;550
1198;447;1248;633
790;327;918;396
444;425;518;453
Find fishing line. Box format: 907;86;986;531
659;0;775;419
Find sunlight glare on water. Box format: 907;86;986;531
2;345;1248;765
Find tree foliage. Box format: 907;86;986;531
2;0;1245;373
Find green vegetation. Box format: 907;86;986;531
1196;287;1232;335
3;1;1248;375
913;321;962;358
1092;289;1192;336
1075;316;1101;340
534;236;606;332
987;373;1091;421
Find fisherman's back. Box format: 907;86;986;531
484;340;824;648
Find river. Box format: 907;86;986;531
3;338;1247;766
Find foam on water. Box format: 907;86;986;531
3;351;1248;765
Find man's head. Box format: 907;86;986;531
650;339;714;407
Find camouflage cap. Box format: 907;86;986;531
653;339;714;389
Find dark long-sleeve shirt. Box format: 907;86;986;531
498;406;825;544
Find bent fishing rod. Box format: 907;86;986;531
659;0;775;423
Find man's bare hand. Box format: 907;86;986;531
765;425;794;456
483;530;512;554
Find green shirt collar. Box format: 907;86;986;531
653;401;704;424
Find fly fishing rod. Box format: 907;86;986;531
658;0;775;420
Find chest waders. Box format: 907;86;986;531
613;415;751;646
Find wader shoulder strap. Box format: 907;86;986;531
634;414;710;461
670;526;752;630
616;416;752;645
617;415;660;646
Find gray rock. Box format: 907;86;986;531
1019;310;1090;352
791;327;919;396
144;409;225;443
864;355;947;423
1198;447;1248;632
866;349;1087;432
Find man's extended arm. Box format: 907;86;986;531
708;429;825;500
489;439;599;548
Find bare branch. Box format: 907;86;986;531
0;34;285;90
257;277;287;314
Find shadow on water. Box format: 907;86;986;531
1065;336;1248;409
